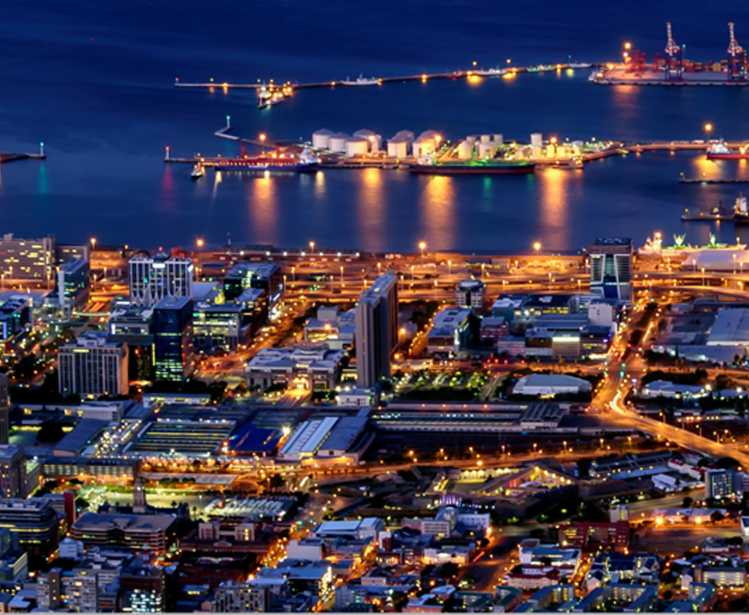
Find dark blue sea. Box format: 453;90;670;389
2;1;749;252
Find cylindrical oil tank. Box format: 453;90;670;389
480;134;491;143
328;132;350;153
312;128;334;150
494;134;504;145
345;137;369;157
530;133;543;147
458;141;473;160
387;139;408;158
478;143;496;159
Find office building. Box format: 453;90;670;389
0;446;26;499
455;278;486;312
705;468;740;500
129;252;193;307
0;295;32;341
0;234;55;280
54;258;90;312
56;243;89;264
245;345;347;393
108;304;155;381
223;262;283;310
0;373;8;445
356;273;398;388
588;238;633;303
71;512;176;553
193;286;267;352
41;456;141;483
153;296;193;382
58;331;128;398
0;498;60;556
304;306;356;350
426;307;475;356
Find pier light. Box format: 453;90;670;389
260;133;266;143
506;58;511;64
624;42;632;50
197;239;204;248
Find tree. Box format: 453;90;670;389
710;510;725;525
682;497;693;508
437;562;460;579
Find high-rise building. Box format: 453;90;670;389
455;278;486;312
0;234;55;280
0;498;60;556
0;446;26;499
58;331;129;398
193;286;267;353
0;373;8;445
129;252;193;307
705;468;739;500
54;258;90;312
223;262;283;311
355;273;398;388
588;238;633;303
153;297;194;382
108;304;155;381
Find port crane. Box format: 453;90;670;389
727;22;747;82
664;22;683;81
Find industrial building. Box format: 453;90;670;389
707;308;749;346
71;512;176;553
513;374;592;397
278;414;370;463
128;418;236;457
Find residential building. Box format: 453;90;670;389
245;345;346;392
58;331;128;398
0;498;60;556
705;468;740;500
588;238;633;303
71;512;176;553
153;296;194;382
455;278;486;313
356;274;398;388
213;579;290;612
695;565;747;589
426;307;475;356
0;295;32;341
0;446;26;499
557;521;629;552
129;252;193;307
53;258;90;312
0;234;55;280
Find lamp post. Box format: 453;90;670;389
704;123;712;142
196;239;204;280
533;242;541;257
419;241;426;265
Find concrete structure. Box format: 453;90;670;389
588;238;633;303
356;274;398;388
223;262;283;311
304;306;356;350
0;234;55;280
245;345;346;392
58;331;128;398
71;512;176;553
707;308;749;346
0;446;26;499
513;374;591;396
426;307;474;356
0;498;59;556
278;415;369;462
455;278;486;312
0;295;32;341
129;252;193;307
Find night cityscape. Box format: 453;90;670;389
5;2;749;614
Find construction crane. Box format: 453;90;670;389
727;22;746;82
664;22;683;81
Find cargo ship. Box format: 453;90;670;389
214;149;319;173
706;140;749;160
409;160;535;175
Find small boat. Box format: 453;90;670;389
570;62;592;68
341;74;379;86
474;67;507;77
191;164;203;179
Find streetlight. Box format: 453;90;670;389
533;242;541;256
418;241;426;264
340;265;344;287
90;237;97;252
702;267;706;286
704;123;712;142
624;42;632;50
448;260;452;276
259;133;267;146
309;241;315;255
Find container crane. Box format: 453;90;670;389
664;22;683;81
727;22;747;82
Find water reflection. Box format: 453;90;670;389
418;175;456;249
247;174;278;244
356;168;384;251
536;168;572;250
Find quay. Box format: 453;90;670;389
0;152;46;164
679;177;749;184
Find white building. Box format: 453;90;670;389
587;302;615;328
455;278;486;312
707;308;749;346
640;380;705;399
245;345;346;392
513;374;591;396
129;252;193;307
58;332;128;398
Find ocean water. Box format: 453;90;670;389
1;0;749;252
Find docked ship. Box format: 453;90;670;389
410;159;535;175
570;62;592;68
341;74;380;86
214;149;319;173
706;140;749;160
475;67;507;77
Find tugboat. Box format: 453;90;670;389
191;163;203;179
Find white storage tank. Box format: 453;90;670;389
387;138;408;158
480;134;492;143
393;130;415;144
345;137;369;157
328;132;350;153
478;143;496;159
312;128;334;150
465;135;478;144
413;137;436;158
369;134;383;152
354;129;379;152
530;133;543;147
457;141;473;161
494;134;504;145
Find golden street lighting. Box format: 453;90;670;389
533;242;541;255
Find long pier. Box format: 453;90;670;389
679;177;749;184
172;63;594;91
0;152;46;163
